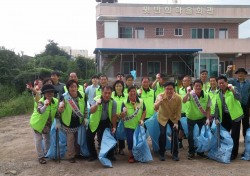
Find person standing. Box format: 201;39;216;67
64;72;84;93
200;70;210;92
95;74;108;98
51;71;65;98
30;84;58;164
57;80;87;163
183;79;211;160
207;76;219;119
216;75;244;160
154;82;182;161
152;73;167;98
87;86;117;162
85;75;99;106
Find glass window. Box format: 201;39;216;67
175;28;183;36
119;27;133;38
147;62;160;75
209;28;215;38
219;28;228;39
192;28;215;39
156;28;164;36
123;61;137;75
191;29;197;38
135;27;145;38
197;28;203;38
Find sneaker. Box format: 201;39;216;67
159;155;165;161
188;153;195;160
108;155;116;161
172;156;179;161
128;156;135;163
230;154;237;160
197;152;208;159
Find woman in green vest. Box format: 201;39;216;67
112;80;127;155
120;86;146;163
30;84;58;164
57;80;87;163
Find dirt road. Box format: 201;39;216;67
0;115;249;176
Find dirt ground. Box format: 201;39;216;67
0;114;249;176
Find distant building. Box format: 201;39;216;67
60;46;88;58
94;3;250;78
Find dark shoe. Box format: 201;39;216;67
179;142;183;149
108;155;116;161
75;154;89;160
197;152;208;159
119;149;125;155
128;156;135;163
188;153;195;160
172;156;179;161
241;152;245;157
159;155;165;161
230;155;237;160
38;157;47;164
88;156;97;162
69;158;76;163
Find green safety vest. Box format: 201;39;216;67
64;85;84;93
207;89;219;116
61;91;86;126
30;97;58;133
186;92;209;120
179;87;188;114
95;87;102;97
137;88;155;119
155;82;165;98
202;82;210;93
216;90;243;121
89;96;113;132
112;92;127;114
124;99;143;129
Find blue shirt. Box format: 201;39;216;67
85;84;99;106
228;79;250;105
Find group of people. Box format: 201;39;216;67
28;67;250;165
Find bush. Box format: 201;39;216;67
0;91;34;118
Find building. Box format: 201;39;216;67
60;46;88;58
94;3;250;79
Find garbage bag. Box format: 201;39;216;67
132;125;153;162
46;119;67;159
196;125;212;153
180;116;188;137
242;128;250;160
78;125;90;157
116;120;126;140
98;128;117;168
208;125;233;164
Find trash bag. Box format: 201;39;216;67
132;125;153;163
78;125;90;157
196;125;212;153
46;119;67;159
116;120;126;140
242;128;250;160
193;124;200;148
180;116;188;137
98;128;117;168
144;112;160;153
208;125;233;164
166;124;172;150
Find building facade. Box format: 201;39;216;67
94;3;250;79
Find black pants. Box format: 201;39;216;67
158;120;179;157
221;112;241;157
86;119;114;158
187;118;205;155
241;104;250;139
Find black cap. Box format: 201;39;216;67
235;68;247;74
41;84;57;94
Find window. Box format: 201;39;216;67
191;28;215;39
174;28;183;36
119;27;133;38
123;61;137;75
147;62;160;75
219;28;228;39
156;28;164;36
135;27;145;38
172;61;186;75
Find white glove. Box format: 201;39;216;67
59;101;64;108
96;99;102;105
173;123;178;130
139;120;144;126
112;127;116;134
138;88;142;95
206;118;210;126
123;107;127;113
44;99;50;106
228;84;233;90
157;95;163;102
187;86;192;93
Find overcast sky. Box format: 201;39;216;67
0;0;249;57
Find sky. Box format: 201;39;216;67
0;0;250;57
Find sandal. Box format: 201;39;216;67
38;157;47;164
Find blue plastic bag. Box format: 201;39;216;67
98;128;117;168
193;124;200;148
165;124;172;150
78;125;90;157
132;125;153;163
116;120;126;140
180;116;188;137
130;70;136;80
196;125;212;153
208;125;233;164
46;119;67;159
242;128;250;160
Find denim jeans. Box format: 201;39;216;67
187;118;205;155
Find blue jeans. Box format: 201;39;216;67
187;118;205;155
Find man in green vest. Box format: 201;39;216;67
183;79;211;160
154;82;182;161
124;74;135;96
200;70;210;92
207;76;219;118
94;74;108;98
137;77;155;120
86;85;117;162
63;72;84;93
216;75;243;160
152;73;167;98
